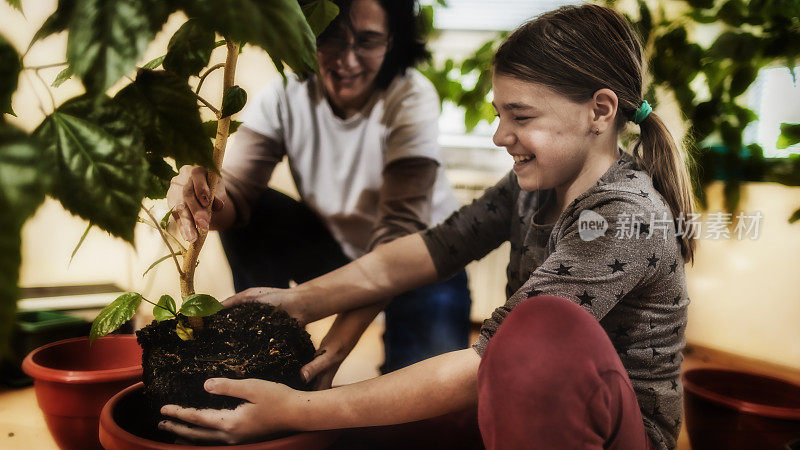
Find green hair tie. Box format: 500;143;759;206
632;100;652;125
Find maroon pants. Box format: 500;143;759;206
478;295;657;449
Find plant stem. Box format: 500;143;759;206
24;62;69;70
196;63;225;95
141;295;177;317
195;93;221;117
142;205;184;277
180;41;240;327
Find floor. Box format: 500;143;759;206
3;316;799;449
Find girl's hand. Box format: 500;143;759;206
167;165;225;243
158;378;303;445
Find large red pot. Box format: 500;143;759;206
22;335;143;450
683;368;800;449
99;382;341;450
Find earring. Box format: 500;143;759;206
594;128;600;135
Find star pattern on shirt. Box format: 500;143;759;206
669;260;678;274
615;289;625;301
486;201;498;213
626;173;637;180
498;186;510;198
672;295;681;305
670;353;678;364
612;324;631;337
670;380;678;391
638;190;649;198
555;264;573;276
526;288;543;298
652;348;662;357
576;290;595;306
638;222;651;236
647;253;660;268
672;326;681;335
608;259;627;273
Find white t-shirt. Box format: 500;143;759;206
235;69;460;259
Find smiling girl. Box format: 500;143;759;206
161;4;694;449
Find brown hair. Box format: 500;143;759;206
494;4;696;263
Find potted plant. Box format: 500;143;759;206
2;0;342;447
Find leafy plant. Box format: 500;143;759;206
421;0;800;220
0;0;338;352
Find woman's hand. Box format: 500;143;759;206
301;302;387;389
158;378;303;445
166;165;226;243
223;287;310;325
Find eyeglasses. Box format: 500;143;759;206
317;35;391;59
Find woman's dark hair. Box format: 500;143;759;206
318;0;430;89
494;4;696;264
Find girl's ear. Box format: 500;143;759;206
590;88;618;134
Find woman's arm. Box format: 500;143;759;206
159;348;480;443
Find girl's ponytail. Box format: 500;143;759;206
634;113;696;264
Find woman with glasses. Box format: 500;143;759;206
167;0;471;388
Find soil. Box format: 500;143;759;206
136;303;316;411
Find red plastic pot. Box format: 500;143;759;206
22;335;143;450
683;368;800;449
100;382;342;450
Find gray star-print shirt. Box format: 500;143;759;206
421;149;687;449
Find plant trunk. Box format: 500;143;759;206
180;41;240;328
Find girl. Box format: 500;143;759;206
167;0;472;383
161;4;693;449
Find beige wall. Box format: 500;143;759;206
4;2;800;370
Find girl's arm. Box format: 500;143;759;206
225;233;440;324
159;348;481;443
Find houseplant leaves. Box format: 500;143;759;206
0;33;20;116
34;95;148;244
113;69;215;170
66;0;173;94
89;292;142;342
163;19;215;79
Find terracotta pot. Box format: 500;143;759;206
100;382;342;450
21;335;143;450
683;368;800;450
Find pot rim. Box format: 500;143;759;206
100;382;342;449
22;335;142;384
682;367;800;421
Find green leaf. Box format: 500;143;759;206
301;0;340;37
30;0;77;47
729;65;758;97
0;33;20;116
5;0;22;12
179;293;223;317
89;292;142;342
163;20;215;78
179;0;318;76
0;124;52;220
160;206;174;230
789;208;800;224
153;294;176;321
144;154;177;199
141;55;165;70
68;222;92;265
175;321;194;340
0;212;21;358
113;69;215;170
66;0;173;94
51;66;73;88
220;85;247;119
777;123;800;150
202;120;242;139
34;95;148;243
142;252;180;278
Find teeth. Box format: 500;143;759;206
513;155;534;163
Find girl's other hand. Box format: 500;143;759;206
158;378;302;445
166;165;224;243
